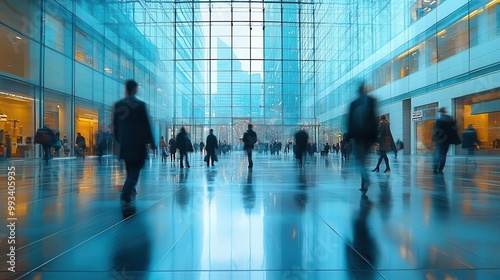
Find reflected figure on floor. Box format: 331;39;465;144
378;180;392;220
295;171;308;208
176;169;190;209
205;129;218;167
346;195;379;280
432;107;460;175
241;171;255;214
113;79;156;204
206;169;217;200
372;115;395;173
294;128;309;168
346;82;378;194
112;205;151;279
431;174;450;220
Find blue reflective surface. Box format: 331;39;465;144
0;153;500;279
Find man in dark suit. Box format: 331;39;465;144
432;107;459;174
113;79;155;203
205;129;218;167
346;82;378;194
294;129;309;168
242;124;257;169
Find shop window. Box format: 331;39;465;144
414;103;438;155
456;91;500;154
75;105;99;156
0;90;35;158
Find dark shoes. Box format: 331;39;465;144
120;193;132;203
372;167;379;172
359;179;370;195
383;168;390;173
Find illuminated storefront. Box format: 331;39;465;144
456;91;500;155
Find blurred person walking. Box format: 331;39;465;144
205;129;218;167
432;107;460;175
35;125;56;165
242;124;257;169
160;136;167;162
76;132;86;158
113;79;155;203
96;126;108;162
346;82;378;194
176;127;191;168
294;129;309;168
372;115;395;173
168;135;176;162
462;124;479;165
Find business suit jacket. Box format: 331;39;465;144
113;95;154;161
432;114;458;145
347;94;378;143
205;134;218;153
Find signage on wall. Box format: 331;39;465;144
412;110;423;122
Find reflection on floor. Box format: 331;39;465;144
1;152;500;279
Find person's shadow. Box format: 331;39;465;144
176;169;190;209
346;195;379;279
206;169;217;200
295;170;308;209
378;180;392;220
242;170;256;214
111;205;151;279
431;175;450;220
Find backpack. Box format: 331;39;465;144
34;129;50;145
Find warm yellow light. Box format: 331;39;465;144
461;9;483;21
486;0;500;9
398;45;420;60
78;117;97;122
436;29;447;37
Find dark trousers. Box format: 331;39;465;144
43;144;51;164
97;145;105;162
207;150;216;165
122;160;144;201
375;150;390;170
295;150;305;166
246;148;253;167
170;150;176;161
179;150;189;167
354;140;371;184
434;143;450;172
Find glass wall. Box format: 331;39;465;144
0;0;171;158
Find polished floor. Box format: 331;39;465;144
1;151;500;280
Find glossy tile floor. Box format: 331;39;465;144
1;152;500;280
